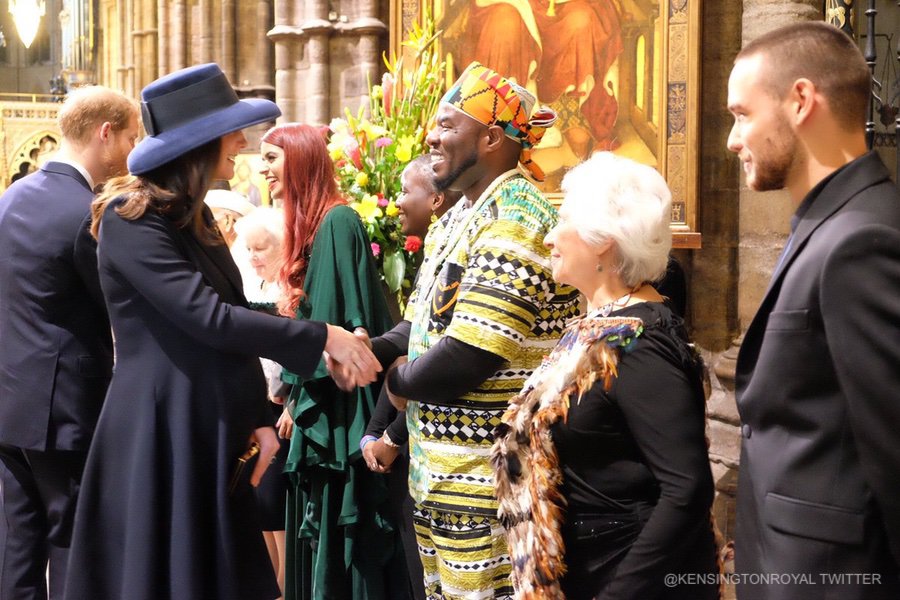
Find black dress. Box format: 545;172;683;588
65;203;327;600
551;302;719;600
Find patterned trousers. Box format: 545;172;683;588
413;505;514;599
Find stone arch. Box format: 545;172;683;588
8;130;59;186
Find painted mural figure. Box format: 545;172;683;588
443;0;624;161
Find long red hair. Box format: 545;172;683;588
262;123;346;315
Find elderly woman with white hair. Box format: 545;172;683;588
233;206;291;598
492;152;719;600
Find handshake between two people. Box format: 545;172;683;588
325;326;409;410
249;325;396;488
324;324;382;389
247;325;382;489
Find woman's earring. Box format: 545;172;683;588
596;263;604;272
430;210;437;224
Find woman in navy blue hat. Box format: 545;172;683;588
64;63;380;600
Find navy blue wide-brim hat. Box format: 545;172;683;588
128;63;281;175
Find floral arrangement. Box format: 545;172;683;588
327;14;444;308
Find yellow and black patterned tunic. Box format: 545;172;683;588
404;169;580;517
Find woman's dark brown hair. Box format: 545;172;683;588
91;138;223;242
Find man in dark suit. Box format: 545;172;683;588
726;22;900;600
0;86;139;599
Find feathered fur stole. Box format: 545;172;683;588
491;316;643;599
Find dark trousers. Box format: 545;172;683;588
387;451;426;600
0;445;87;600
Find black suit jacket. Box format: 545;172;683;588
735;152;900;599
0;162;112;452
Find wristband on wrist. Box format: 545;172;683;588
381;431;400;448
360;435;378;452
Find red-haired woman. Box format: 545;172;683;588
259;123;397;600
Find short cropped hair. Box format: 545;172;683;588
405;154;439;193
737;21;870;131
233;205;285;246
560;152;672;288
58;86;138;146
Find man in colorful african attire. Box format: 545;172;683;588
352;63;580;599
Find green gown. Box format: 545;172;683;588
281;205;398;600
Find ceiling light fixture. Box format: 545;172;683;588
9;0;46;49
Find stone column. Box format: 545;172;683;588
341;0;387;116
157;0;169;75
304;0;332;126
692;2;743;577
124;0;136;95
141;0;158;87
256;0;274;87
198;0;214;64
221;0;237;81
270;0;302;122
305;22;333;125
270;0;386;125
171;0;187;70
116;0;132;94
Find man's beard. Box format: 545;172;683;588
102;150;129;180
434;149;479;192
749;116;799;192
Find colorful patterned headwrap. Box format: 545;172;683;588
441;62;557;182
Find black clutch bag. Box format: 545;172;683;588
228;442;260;495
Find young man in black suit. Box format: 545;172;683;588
0;86;139;599
727;22;900;600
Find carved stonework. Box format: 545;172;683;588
670;0;689;21
668;145;687;205
669;26;689;81
0;101;62;191
825;0;855;34
667;83;687;141
271;1;388;124
713;335;739;384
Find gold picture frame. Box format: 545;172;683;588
393;0;702;248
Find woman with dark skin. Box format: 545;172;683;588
64;64;378;600
360;155;461;600
362;155;461;473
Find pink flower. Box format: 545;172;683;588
382;73;394;117
371;242;381;257
377;195;389;208
345;140;363;170
375;137;393;148
404;236;423;253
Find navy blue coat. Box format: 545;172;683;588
65;200;328;600
0;162;112;452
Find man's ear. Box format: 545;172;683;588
98;122;113;142
483;124;506;153
788;78;817;126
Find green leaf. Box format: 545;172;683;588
382;249;406;293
